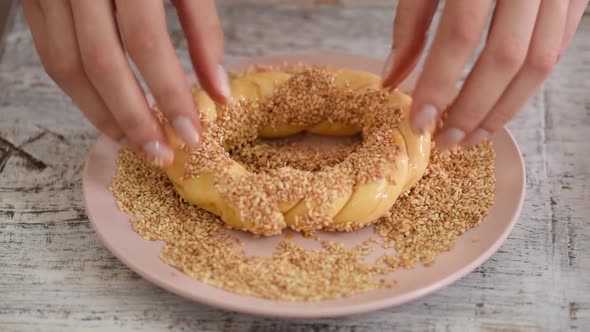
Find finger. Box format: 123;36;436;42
381;0;439;89
436;0;541;150
409;0;493;135
22;0;47;56
172;0;231;104
37;0;124;141
116;0;200;148
560;0;589;55
71;0;173;166
462;0;568;146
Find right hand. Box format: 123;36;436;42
381;0;588;151
23;0;231;167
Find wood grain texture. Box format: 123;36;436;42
216;0;590;12
1;3;589;331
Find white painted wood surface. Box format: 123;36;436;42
1;3;589;331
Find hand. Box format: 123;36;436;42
382;0;589;150
23;0;231;166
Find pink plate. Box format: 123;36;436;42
82;53;526;318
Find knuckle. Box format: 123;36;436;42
447;20;481;47
526;51;558;74
488;44;527;70
81;45;119;78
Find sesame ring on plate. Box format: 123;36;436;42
161;67;431;236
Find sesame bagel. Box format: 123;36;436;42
161;67;431;236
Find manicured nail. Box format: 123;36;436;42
411;104;437;134
143;141;174;168
217;65;232;103
435;128;465;151
462;128;490;147
381;50;396;84
119;138;130;148
172;116;200;148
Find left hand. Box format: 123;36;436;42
23;0;229;167
382;0;589;150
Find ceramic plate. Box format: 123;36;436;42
82;53;526;318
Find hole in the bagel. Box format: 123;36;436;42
230;132;362;172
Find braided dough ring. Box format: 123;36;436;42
162;67;431;236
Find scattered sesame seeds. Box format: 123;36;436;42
109;136;495;301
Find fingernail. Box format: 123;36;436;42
143;141;174;168
172;116;200;148
411;104;438;134
217;65;232;103
435;128;465;151
381;50;396;84
461;128;490;148
119;138;130;148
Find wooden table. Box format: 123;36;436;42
1;3;589;331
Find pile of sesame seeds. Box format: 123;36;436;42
109;137;495;301
374;141;496;268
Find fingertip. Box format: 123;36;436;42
460;128;491;148
197;64;233;105
410;103;438;135
171;115;201;148
215;64;233;104
118;137;131;149
143;140;175;168
434;127;465;151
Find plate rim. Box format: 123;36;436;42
82;52;527;318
